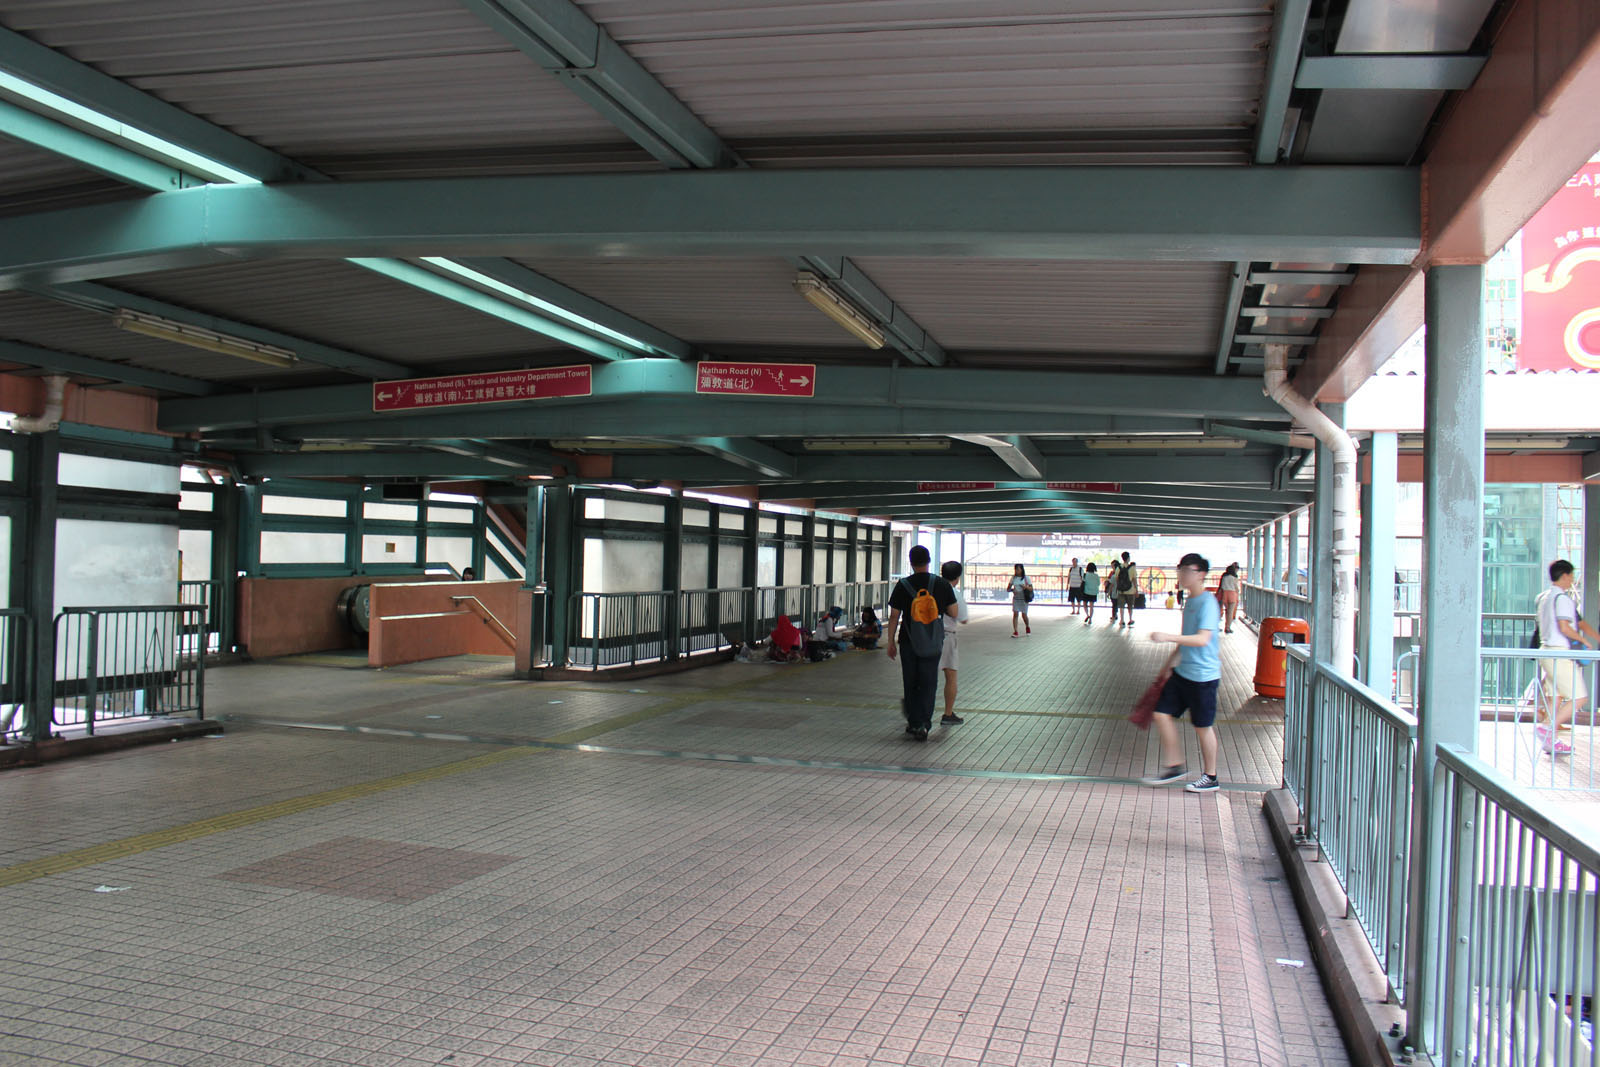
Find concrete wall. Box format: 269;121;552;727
236;575;375;659
367;580;521;668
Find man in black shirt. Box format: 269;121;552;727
886;544;959;740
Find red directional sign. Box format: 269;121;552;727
373;365;592;412
1047;482;1122;493
696;361;815;397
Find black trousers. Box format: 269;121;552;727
899;643;943;730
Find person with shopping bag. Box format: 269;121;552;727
1140;553;1224;793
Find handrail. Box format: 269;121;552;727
448;595;516;646
1435;742;1600;861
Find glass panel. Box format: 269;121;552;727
263;494;346;517
427;506;473;524
719;511;745;530
364;501;417;521
260;531;344;563
583;537;664;592
178;530;212;582
684;508;710;527
759;517;778;535
58;453;179;494
56;519;179;610
364;535;417;564
681;542;709;589
429;536;473;576
179;489;213;512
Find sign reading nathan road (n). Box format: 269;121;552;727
373;365;592;412
696;362;815;397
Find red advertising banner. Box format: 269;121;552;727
1046;482;1122;493
696;362;816;397
917;482;996;492
373;365;592;412
1519;162;1600;370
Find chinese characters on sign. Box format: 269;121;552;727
1519;162;1600;370
695;362;816;397
373;365;592;412
1046;482;1122;493
917;482;996;492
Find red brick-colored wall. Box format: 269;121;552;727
367;581;522;668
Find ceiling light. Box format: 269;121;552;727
112;310;298;368
1083;437;1246;450
548;439;669;451
794;272;885;350
418;258;658;355
803;438;950;452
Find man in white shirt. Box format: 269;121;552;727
1067;557;1085;615
1535;559;1600;752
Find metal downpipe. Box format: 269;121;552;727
11;374;68;433
1262;345;1357;676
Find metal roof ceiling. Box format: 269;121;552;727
0;0;1553;535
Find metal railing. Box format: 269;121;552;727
564;580;894;671
52;605;206;734
1243;582;1311;633
1431;743;1600;1064
0;609;31;744
1477;647;1600;792
1284;645;1418;999
177;579;223;656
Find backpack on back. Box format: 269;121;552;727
1117;563;1135;592
898;577;946;657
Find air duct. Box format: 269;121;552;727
11;375;68;433
1262;346;1356;675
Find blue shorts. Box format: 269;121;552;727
1156;671;1219;728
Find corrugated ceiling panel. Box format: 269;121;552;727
0;0;639;161
590;0;1271;140
852;259;1229;359
0;138;142;217
110;261;573;367
516;256;885;351
0;290;325;387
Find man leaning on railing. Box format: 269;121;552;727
1534;559;1600;754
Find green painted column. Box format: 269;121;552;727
236;482;261;577
1271;516;1284;594
542;485;576;667
1309;406;1343;668
1406;263;1486;1051
1286;510;1300;596
212;481;240;654
743;504;760;642
346;485;364;574
664;490;683;659
22;432;59;742
524;485;544;587
846;518;859;582
1585;484;1600;635
1360;432;1398;692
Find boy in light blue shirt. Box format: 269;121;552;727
1141;552;1223;793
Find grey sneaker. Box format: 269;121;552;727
1141;764;1187;786
1185;773;1220;793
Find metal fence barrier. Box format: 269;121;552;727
177;580;223;656
1477;647;1600;792
0;608;31;744
565;581;894;671
1284;645;1418;1000
1243;582;1311;632
1431;743;1600;1063
51;605;206;734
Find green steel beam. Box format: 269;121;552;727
686;437;795;479
608;453;1284;485
1294;54;1486;92
861;492;1287;518
0;167;1423;288
1213;261;1250;375
345;258;633;362
1254;0;1312;164
30;281;411;379
0;337;219;395
0;98;192;191
236;451;550;479
798;483;1310;508
161;360;1288;432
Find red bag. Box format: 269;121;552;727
1129;673;1167;730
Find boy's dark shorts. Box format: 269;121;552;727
1156;671;1219;728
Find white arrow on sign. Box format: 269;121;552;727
377;390;392;401
791;376;810;387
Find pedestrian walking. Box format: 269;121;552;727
1103;561;1120;626
1008;563;1033;637
1217;563;1241;633
1534;559;1599;752
1081;563;1100;625
938;560;970;725
1141;553;1224;793
1115;551;1140;628
886;545;958;741
1067;557;1085;615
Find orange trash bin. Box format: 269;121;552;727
1254;617;1310;697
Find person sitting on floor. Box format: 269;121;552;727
768;614;805;662
815;606;852;651
851;607;883;649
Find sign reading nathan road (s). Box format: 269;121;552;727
373;365;592;411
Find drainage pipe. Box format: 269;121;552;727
1262;345;1357;675
11;375;68;433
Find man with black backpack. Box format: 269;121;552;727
886;544;958;741
1116;551;1140;628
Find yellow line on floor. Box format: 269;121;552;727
0;747;536;889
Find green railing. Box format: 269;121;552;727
1242;581;1311;633
1284;645;1418;999
51;605;206;734
0;608;31;744
1431;743;1600;1063
178;579;223;656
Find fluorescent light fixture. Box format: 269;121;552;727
1397;435;1571;450
548;439;667;451
0;70;261;185
111;309;298;368
418;258;658;355
1083;437;1246;450
803;438;950;452
794;272;885;349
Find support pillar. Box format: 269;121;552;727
1586;484;1600;634
542;485;577;667
211;479;240;654
664;490;683;659
1272;517;1284;593
1360;432;1398;693
1406;264;1486;1049
1286;510;1300;596
743;504;760;640
22;432;59;743
1310;405;1343;668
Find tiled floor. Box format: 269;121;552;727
0;604;1348;1066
